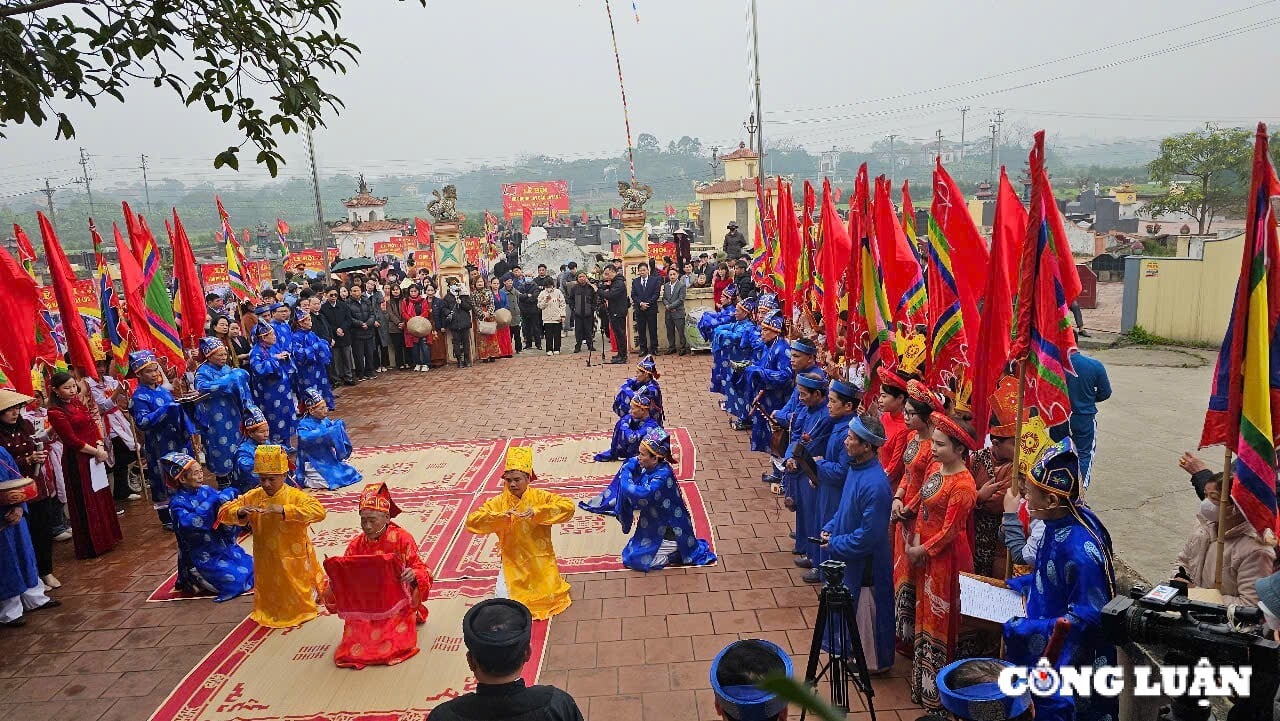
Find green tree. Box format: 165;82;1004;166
0;0;425;176
636;133;660;153
1145;125;1252;234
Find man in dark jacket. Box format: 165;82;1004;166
597;265;630;364
630;262;661;356
732;258;757;299
347;284;378;380
723;221;748;259
566;272;598;353
513;267;542;351
438;278;475;368
319;286;355;385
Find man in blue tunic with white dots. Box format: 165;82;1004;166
248;322;299;448
162;452;254;601
194;337;260;489
130;350;194;528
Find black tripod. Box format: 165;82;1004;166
801;560;877;721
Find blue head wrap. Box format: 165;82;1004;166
300;387;325;410
198;337;224;358
294;307;310;323
937;658;1032;721
251;322;275;341
128;350;159;375
709;640;793;721
159;452;198;487
243;406;269;431
636;355;660;378
761;312;785;333
796;374;828;392
757;292;779;311
789;337;818;356
639;426;673;461
848;415;887;447
830;378;861;402
737;297;757;314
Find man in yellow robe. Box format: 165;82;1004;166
465;447;574;620
217;445;327;628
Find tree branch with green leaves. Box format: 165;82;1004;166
0;0;426;176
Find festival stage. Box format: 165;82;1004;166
147;429;711;721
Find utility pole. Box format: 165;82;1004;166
40;180;57;232
78;147;94;217
993;110;1005;174
708;146;720;180
750;0;764;181
886;133;899;182
935;129;944;162
988;122;998;182
140;154;153;214
304;125;329;274
958;106;970;178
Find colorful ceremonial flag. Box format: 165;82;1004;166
113;223;151;354
14;223;60;367
817;179;852;354
170;210;206;350
217;197;252;301
799;181;817;312
971;168;1029;441
873;176;926;326
90;221;129;378
1200;123;1280;536
925;180;970;388
0;247;41;394
1010;131;1081;428
13;224;37;276
37;212;98;379
276;218;290;256
778;179;802;321
847;165;892;388
131;207;183;370
902;181;922;262
932;159;990;369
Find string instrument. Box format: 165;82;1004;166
750;390;790;457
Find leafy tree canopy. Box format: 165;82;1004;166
1143;124;1280;234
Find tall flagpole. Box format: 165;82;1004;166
750;0;764;179
305;125;330;279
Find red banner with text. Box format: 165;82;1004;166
501;181;570;220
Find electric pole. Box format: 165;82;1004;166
750;0;764;180
989;122;998;182
305;126;328;273
935;129;944;162
886;134;899;182
959;106;970;179
78;147;94;217
40;180;57;232
140;154;153;214
993;110;1005;174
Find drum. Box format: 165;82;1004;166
0;477;37;506
405;316;434;338
494;308;513;327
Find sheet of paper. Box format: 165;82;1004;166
960;573;1026;624
89;458;109;493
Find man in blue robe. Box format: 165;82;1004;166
269;302;295;354
249;321;299;448
130;350;195;527
232;407;272;493
593;390;662;462
817;413;895;673
1002;438;1117;721
744;312;793;453
290;308;334;410
696;284;736;343
0;447;58;626
716;299;761;426
808;378;860;569
161;452;254;601
584;427;715;572
612;355;664;426
768;337;827;486
194;337;259;489
779;372;832;580
296;388;362;490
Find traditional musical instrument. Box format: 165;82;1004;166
494;308;513;327
406;316;434;338
748;390;790;457
0;477;38;506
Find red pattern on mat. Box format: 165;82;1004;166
350;437;508;495
489;427;697;490
147;580;549;721
438;481;715;580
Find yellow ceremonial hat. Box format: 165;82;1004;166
504;446;536;479
254;444;290;475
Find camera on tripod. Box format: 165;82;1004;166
819;559;846;586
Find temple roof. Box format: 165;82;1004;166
343;173;388;208
720;142;759;161
330;219;404;233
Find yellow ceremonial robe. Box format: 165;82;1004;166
465;488;574;620
217;485;327;628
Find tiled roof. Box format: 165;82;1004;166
696;178;762;196
343;193;388;208
330;219;405;233
720;142;759;161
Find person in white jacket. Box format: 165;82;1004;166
536;278;567;355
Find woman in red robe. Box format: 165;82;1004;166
490;276;515;358
321;482;433;669
46;372;122;560
890;379;939;657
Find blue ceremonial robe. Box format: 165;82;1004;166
593;414;661;462
232;438;261;494
169;484;254;601
583;457;715;572
782;401;832;558
822;454;895;672
132;383;195;507
809;413;851;564
746;338;793;452
612;378;664;426
194;363;257;478
296;416;362;490
1004;513;1117;721
271;320;294;354
0;448;41;603
291;328;334;410
717;320;762;413
697;306;733;342
249;342;299;447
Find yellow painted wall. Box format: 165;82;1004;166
1133;234;1242;344
968;199;985;228
724;157;758;182
698;192;758;256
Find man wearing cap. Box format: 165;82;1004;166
1001;439;1116;721
768;337;826;485
465;448;575;620
270;302;295;354
232;407;273;493
612;355;664;426
194;337;259;489
296;387;361;491
427;598;583;721
723;221;747;259
592;389;662;463
321;482;433;668
816;413;895;673
709;639;792;721
248;323;299;449
744;312;794;455
290;307;334;410
779;372;832;579
712;297;759;425
217;444;327;628
130;350;195;527
808;378;859;567
162;451;254;602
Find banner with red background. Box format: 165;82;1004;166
501;181;570;220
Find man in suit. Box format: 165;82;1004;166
319;286;355;386
598;265;630;365
660;267;689;356
630;262;661;356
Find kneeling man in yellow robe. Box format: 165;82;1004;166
217;445;327;628
465;447;574;620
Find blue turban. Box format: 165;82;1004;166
709;640;793;721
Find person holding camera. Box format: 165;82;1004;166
598;265;630;364
566;272;598;353
438;277;474;369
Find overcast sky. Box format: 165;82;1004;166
1;0;1276;195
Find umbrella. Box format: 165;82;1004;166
331;257;377;273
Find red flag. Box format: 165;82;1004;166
0;247;41;394
872;176;926;326
932;159;990;369
971;168;1028;440
13;224;37;272
38;213;98;379
817;179;852;354
778;179;802;321
122;203;148;267
114;223;152;352
833;186;843;204
522;207;533;235
582;209;588;223
414;218;436;273
170;210;206;349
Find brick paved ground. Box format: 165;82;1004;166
0;347;925;721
